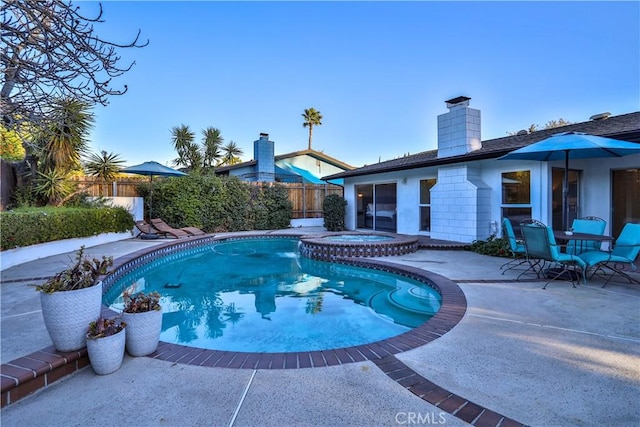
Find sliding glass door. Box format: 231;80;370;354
355;183;397;232
611;168;640;238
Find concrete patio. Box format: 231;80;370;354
1;229;638;426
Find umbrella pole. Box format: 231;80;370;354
149;175;153;224
562;150;569;231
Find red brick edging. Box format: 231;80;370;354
1;346;89;407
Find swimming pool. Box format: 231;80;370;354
104;237;441;353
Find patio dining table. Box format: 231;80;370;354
552;230;614;254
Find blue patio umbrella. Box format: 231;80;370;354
498;132;640;230
120;161;186;223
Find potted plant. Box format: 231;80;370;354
121;290;162;356
86;316;126;375
35;246;113;352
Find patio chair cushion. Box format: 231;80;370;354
579;223;640;267
567;218;606;254
579;251;634;267
502;218;526;254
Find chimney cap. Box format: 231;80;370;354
445;96;471;105
589;112;611;121
259;132;269;138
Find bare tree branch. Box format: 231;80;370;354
1;0;148;131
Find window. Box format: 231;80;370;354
419;179;436;232
501;171;531;237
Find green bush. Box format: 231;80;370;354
1;207;134;251
323;194;347;231
144;175;291;233
465;234;511;257
258;184;293;230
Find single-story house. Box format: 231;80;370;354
215;133;353;185
323;96;640;243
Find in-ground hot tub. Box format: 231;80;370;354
299;232;419;261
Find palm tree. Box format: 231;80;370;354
183;141;204;174
170;124;196;169
302;107;323;150
220;141;243;166
202;127;223;169
84;150;126;196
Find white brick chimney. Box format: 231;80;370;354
437;96;481;158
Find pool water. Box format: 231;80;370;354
105;238;441;353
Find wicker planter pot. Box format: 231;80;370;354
122;309;162;357
40;282;103;352
86;327;126;375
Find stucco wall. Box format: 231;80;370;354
342;153;639;243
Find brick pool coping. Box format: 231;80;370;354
1;233;526;425
299;231;419;260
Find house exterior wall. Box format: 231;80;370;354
342;153;639;243
276;155;347;179
227;164;256;179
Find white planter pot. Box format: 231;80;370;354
122;309;163;357
40;282;103;352
86;327;126;375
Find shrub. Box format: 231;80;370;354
147;175;291;232
323;194;347;231
465;234;511;257
260;184;293;230
0;206;134;250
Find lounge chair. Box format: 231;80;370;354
135;220;154;235
150;218;198;238
136;219;187;239
179;226;206;236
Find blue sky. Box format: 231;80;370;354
86;1;640;168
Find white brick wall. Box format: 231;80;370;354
437;106;482;158
430;165;491;243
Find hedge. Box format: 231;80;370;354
137;175;292;233
1;207;135;251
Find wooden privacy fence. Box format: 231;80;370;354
250;182;344;219
69;177;147;198
70;177;343;219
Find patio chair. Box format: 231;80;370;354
578;222;640;287
150;218;200;238
566;217;606;255
514;218;548;280
521;222;587;288
499;218;529;274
